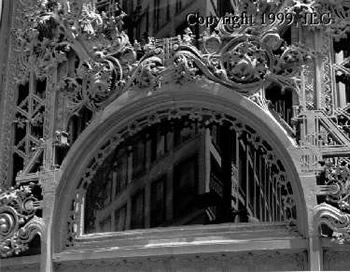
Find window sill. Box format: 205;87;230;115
54;222;306;263
1;255;40;269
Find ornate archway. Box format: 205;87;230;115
52;80;308;252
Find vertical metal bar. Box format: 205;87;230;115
273;175;277;221
267;165;272;221
259;153;263;221
301;66;306;110
166;167;173;221
253;149;257;218
127;146;133;184
125;198;131;230
145;133;151;170
204;128;211;193
279;179;282;221
145;183;151;228
264;159;268;221
246;145;249;214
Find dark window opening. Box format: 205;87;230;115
34;78;46;99
12;153;24;185
334;34;350;105
17;82;29;105
265;83;294;126
151;176;166;227
67;107;93;144
131;190;145;229
84;117;290;234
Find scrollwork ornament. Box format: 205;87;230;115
12;0;313;118
314;158;350;243
321;158;350;210
221;41;269;84
0;184;44;258
14;0;133;115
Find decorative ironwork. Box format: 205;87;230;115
13;0;313;114
0;183;43;257
14;0;131;114
315;158;350;244
12;76;47;183
4;0;350;256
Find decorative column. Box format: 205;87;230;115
296;170;323;271
307;173;323;271
39;169;61;272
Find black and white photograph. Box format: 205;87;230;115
1;0;350;271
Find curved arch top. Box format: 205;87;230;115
53;80;307;252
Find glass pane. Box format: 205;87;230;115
151;177;166;227
84;117;290;234
131;190;144;229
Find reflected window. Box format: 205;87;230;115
265;83;296;127
67;106;93;144
84;116;291;234
151;176;166;227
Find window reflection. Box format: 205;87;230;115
84;116;288;234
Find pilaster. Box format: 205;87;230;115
39;169;61;272
300;173;323;270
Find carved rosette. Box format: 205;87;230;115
221;40;268;83
0;184;44;257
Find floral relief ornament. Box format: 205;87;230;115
315;158;350;244
14;0;316;114
14;0;350;112
0;184;43;257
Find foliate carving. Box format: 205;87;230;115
281;0;350;40
13;0;312;116
65;107;297;247
321;158;350;208
314;0;350;41
221;40;268;84
14;0;131;115
315;203;350;244
126;27;308;97
0;184;44;257
315;158;350;243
